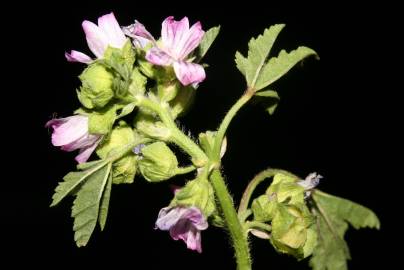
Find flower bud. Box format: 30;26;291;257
157;81;180;102
270;203;316;259
78;63;114;109
170;177;216;217
135;113;171;140
138;142;178;182
96;122;138;184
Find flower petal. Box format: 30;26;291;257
75;138;101;163
155;207;186;230
65;50;92;64
161;17;190;59
183;207;208;230
82;20;109;58
146;47;173;66
123;20;155;42
51;116;88;147
173;61;206;86
61;134;100;152
97;12;126;49
175;21;204;60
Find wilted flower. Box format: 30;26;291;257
45;115;101;163
155;206;208;253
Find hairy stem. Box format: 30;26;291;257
137;96;208;167
212;88;254;162
210;169;251;270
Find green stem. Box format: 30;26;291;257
210;169;251;270
238;168;299;218
245;221;272;232
212;88;254;161
137;96;208;167
175;165;196;175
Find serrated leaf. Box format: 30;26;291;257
254;46;317;91
76;160;105;170
255;89;279;98
99;170;113;230
196;26;221;61
72;163;111;247
309;190;380;270
235;24;285;88
50;161;108;207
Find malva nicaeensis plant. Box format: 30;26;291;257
46;13;380;270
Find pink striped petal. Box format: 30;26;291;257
161;17;189;58
65;50;92;64
175;21;204;60
146;47;173;66
82;20;109;58
51;116;88;146
97;12;126;49
123;20;155;42
173;61;206;86
75;139;100;163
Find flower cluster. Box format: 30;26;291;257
47;12;215;252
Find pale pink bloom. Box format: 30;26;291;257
155;206;208;253
65;12;126;64
125;17;206;86
46;115;102;163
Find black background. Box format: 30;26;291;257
6;1;394;269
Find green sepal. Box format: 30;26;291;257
88;105;117;135
170;177;216;217
195;26;221;61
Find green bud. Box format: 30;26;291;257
88;105;116;135
78;63;114;109
170;85;197;118
96;122;138;184
251;194;278;222
157;81;180;102
266;173;305;205
138;142;178;182
128;68;147;96
170;177;216;217
270;203;316;259
135;112;171;140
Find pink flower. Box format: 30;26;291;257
125;17;206;86
65;12;126;64
155;206;208;253
45;115;102;163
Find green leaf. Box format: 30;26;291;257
99;170;113;230
50;161;108;207
88;105;117;135
234;24;285;89
72;163;112;247
196;26;221;61
255;46;317;90
309;190;380;270
116;103;136;119
255;89;280;115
